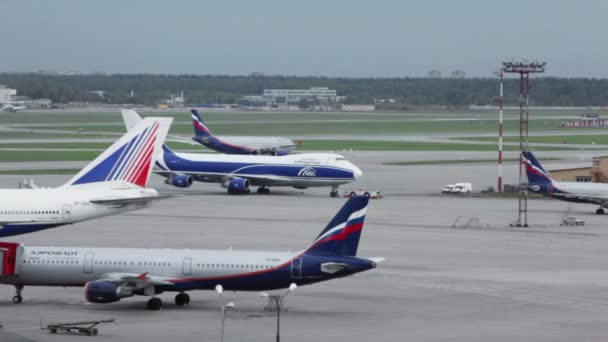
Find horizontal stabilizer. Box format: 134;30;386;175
368;257;386;263
321;262;350;274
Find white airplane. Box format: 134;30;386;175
189;109;296;155
0;197;383;309
0;117;172;237
122;109;362;197
524;151;608;214
1;103;27;112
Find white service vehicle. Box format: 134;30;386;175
442;183;472;194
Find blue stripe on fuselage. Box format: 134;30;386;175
0;223;66;237
161;254;375;292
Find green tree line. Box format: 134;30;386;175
1;73;607;107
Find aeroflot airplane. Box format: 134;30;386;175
524;151;608;214
0;197;383;310
190;109;296;156
0;117;172;237
122;110;362;196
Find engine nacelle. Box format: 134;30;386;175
85;281;133;304
166;174;193;188
272;149;289;156
222;178;250;194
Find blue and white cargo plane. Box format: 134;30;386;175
122;110;362;197
524;151;608;214
0;197;383;310
0;117;172;237
190;109;296;156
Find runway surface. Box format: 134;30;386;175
2;151;608;341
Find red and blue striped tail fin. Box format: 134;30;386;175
305;197;369;257
522;151;553;184
191;109;213;138
64;117;172;187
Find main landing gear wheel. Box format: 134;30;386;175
257;187;270;194
146;297;163;310
13;284;23;304
597;208;605;215
175;293;190;306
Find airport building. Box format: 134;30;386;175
238;87;342;107
0;85;17;104
550;155;608;182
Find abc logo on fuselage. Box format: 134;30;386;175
297;167;317;177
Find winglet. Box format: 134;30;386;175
137;272;149;281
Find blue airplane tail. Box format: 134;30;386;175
305;197;369;257
191;109;213;139
522;151;552;185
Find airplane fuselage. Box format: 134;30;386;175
0;183;158;237
529;180;608;205
1;245;376;292
157;149;362;188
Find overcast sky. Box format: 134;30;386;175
1;0;606;77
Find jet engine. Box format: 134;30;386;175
222;178;250;194
166;174;193;188
85;281;133;303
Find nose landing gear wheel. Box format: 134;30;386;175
12;295;22;304
146;297;163;310
597;208;605;215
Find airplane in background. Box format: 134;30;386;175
1;103;26;112
0;117;173;237
122;109;297;155
523;151;608;214
190;109;296;155
0;197;383;310
122;110;362;197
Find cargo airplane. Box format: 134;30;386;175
122;110;362;196
0;117;172;237
524;151;608;214
0;197;383;310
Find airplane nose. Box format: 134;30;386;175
352;164;363;179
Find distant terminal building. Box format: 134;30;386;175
238;87;341;107
450;70;466;79
550;156;608;183
427;70;442;79
560;113;608;128
341;104;375;112
0;85;17;104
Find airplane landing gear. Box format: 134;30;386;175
175;293;190;306
597;208;605;215
146;297;163;311
257;187;270;194
13;284;23;304
329;185;339;198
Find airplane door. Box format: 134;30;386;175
182;258;192;275
291;257;302;279
83;251;95;273
0;249;4;275
62;204;72;220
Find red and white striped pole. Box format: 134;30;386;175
498;68;504;192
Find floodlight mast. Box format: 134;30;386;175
502;61;546;227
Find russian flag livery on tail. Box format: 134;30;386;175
65;118;168;187
306;196;367;256
522;151;552;185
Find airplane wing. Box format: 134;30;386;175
89;195;173;206
97;272;174;287
551;193;608;205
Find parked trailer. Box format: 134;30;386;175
41;319;115;336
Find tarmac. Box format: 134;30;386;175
1;151;608;341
